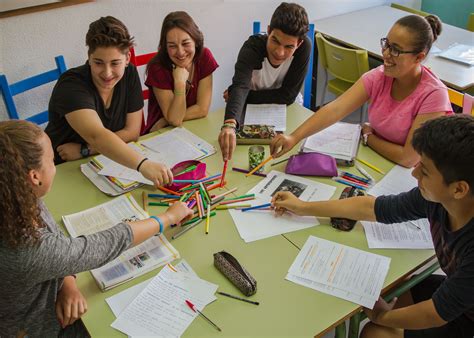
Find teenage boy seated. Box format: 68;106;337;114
272;115;474;338
218;2;311;160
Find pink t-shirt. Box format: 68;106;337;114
362;65;453;145
141;47;219;134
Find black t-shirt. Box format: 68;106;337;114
375;188;474;323
45;62;144;164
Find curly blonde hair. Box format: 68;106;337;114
0;120;45;248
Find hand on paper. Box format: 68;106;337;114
218;127;236;161
172;66;189;85
55;276;88;328
166;201;194;225
150;117;169;133
271;191;305;216
139;160;174;187
57;143;82;161
270;134;297;158
363;296;397;324
222;89;229;103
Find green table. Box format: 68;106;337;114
44;103;435;338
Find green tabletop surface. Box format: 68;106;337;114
44;103;435;338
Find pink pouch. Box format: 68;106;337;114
285;152;337;177
166;160;206;191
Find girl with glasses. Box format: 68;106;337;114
271;14;453;168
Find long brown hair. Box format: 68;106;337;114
0;120;45;248
147;11;204;72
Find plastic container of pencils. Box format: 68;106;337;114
248;146;265;174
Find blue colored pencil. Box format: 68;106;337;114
148;193;180;199
241;203;272;212
333;178;367;190
340;171;371;184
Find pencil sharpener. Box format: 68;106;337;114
330;187;365;231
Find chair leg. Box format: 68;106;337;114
348;312;362;338
334;321;347;338
320;74;328;108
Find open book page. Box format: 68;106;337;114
287;235;390;308
111;265;218;337
301;122;361;161
368;165;417;197
61;195;180;291
362;219;433;249
229;171;336;242
244;104;287;132
140;127;215;166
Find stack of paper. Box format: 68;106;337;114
62;195;180;291
438;43;474;66
301;122;361;162
243;104;287;132
228;171;336;242
286;236;391;308
110;264;218;337
368;165;417;197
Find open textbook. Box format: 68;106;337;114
229;171;336;242
286;236;390;308
62;194;179;291
81;127;215;196
301;122;361;164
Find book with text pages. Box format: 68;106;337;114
62;194;180;291
301;122;361;166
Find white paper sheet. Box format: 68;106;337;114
287;236;390;308
301;122;361;161
362;219;433;249
111;265;218;337
244;104;287;132
368;165;417;197
229;171;336;242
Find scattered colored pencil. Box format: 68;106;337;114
216;204;252;210
241;203;272;212
245;155;273;177
356;158;385;175
205;204;211;234
211;187;238;201
220;160;228;187
220;197;255;205
333;177;367;190
142;191;148;212
172;218;203;239
270;157;290;167
232;167;267;178
148;193;180;199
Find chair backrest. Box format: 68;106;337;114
0;55;67;125
315;33;369;84
390;3;429;16
448;87;474;116
252;21;315;109
467;13;474;32
130;47;157;100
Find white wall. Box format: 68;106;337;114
0;0;420;121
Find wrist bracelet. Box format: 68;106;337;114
174;90;185;96
221;123;237;132
136;158;148;172
362;132;373;146
150;216;164;234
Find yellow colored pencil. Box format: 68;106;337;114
205;204;211;234
356;158;385;175
142;191;148;213
246;155;273;177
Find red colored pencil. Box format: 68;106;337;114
220;161;228;187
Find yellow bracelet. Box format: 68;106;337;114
174;90;185;96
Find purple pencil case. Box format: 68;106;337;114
166;160;206;191
285;152;337;177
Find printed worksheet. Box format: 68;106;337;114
244;104;287;131
368;165;417;197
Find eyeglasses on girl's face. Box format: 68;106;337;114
380;38;419;57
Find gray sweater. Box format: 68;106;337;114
0;201;133;337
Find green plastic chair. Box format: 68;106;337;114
467;13;474;32
391;3;429;16
315;32;369;121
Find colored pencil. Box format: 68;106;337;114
149;202;170;207
157;186;181;196
355;164;375;182
216;204;252;210
205;204;211;234
142;191;148;213
245;155;273;177
172;218;203;240
270;157;290;166
241;203;272;212
232;167;267;178
356;158;385;175
333;178;367;190
220;160;228;187
148;193;180;199
340;171;371;184
220;197;255;205
211;187;238;201
226;193;255;200
340;175;369;187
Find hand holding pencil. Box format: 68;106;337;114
271;191;305;216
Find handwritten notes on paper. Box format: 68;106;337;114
286;236;390;308
111;264;218;337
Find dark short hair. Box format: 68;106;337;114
147;11;204;71
412;115;474;194
269;2;309;40
395;14;442;54
86;16;134;55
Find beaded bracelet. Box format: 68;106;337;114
150;215;164;234
136;158;148;172
221;123;237;132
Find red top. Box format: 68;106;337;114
141;47;219;134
